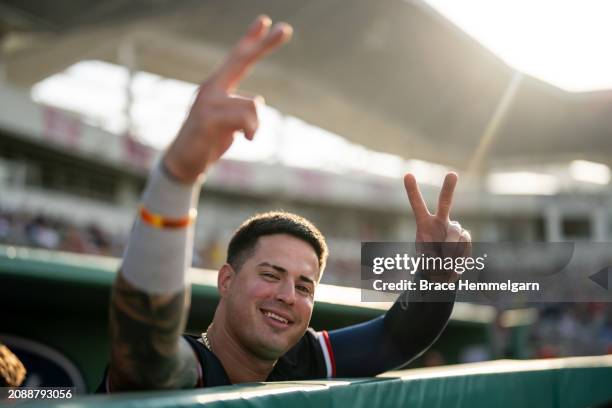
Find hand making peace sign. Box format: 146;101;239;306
404;172;472;262
164;16;293;182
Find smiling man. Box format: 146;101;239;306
98;15;471;392
199;213;329;384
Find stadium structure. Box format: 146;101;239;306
1;1;612;406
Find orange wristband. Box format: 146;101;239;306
139;205;197;229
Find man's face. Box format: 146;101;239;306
221;233;319;360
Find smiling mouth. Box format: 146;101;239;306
260;308;293;326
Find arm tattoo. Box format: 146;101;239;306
108;272;199;391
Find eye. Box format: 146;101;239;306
261;272;280;280
296;285;313;296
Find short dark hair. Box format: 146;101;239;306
227;211;328;279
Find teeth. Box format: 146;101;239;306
264;311;289;324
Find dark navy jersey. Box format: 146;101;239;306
184;328;335;387
96;328;336;392
96;293;454;393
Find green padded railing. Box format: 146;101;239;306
16;355;612;408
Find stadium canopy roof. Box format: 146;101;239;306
2;0;612;171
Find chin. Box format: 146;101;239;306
260;330;301;357
263;332;293;353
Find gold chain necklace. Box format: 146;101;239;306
201;323;213;352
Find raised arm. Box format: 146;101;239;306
108;16;293;391
328;173;471;376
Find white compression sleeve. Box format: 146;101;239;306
120;160;202;293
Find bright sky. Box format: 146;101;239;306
422;0;612;92
30;60;450;184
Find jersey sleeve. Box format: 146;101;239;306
328;291;455;377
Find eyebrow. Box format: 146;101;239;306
256;262;315;285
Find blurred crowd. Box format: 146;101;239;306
529;302;612;358
0;209;125;257
1;208;611;361
0;208;352;277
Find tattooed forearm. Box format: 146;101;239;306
108;272;199;391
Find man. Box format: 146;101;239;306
99;15;471;392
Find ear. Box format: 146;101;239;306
218;263;235;297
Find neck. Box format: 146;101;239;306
208;319;276;384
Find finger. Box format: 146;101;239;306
445;221;462;243
403;173;430;220
224;94;261;112
226;96;263;140
215;105;259;140
436;172;458;220
210;16;292;91
233;91;266;106
229;93;266;119
459;230;472;257
207;15;272;89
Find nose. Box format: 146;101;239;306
275;279;296;305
